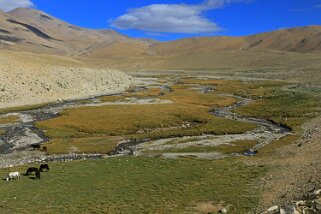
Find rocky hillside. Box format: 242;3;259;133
245;26;321;53
145;26;321;56
0;50;133;109
0;8;146;55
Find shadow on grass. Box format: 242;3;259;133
28;177;40;180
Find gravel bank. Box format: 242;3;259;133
0;51;133;109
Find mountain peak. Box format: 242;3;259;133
0;7;145;56
9;7;45;14
8;7;55;21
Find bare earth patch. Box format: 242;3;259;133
258;115;321;210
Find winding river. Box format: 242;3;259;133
0;79;292;167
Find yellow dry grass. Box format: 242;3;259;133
166;90;236;107
125;87;162;98
0;115;19;124
162;84;237;107
36;101;256;154
37;104;255;138
99;95;124;102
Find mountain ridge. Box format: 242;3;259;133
0;8;320;60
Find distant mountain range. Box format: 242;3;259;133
0;8;320;62
0;8;321;73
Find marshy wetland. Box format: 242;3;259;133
0;75;320;213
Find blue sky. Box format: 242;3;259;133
1;0;321;41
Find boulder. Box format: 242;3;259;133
314;189;321;196
218;208;227;213
296;200;306;207
302;208;316;214
267;205;279;213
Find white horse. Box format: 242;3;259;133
6;172;20;181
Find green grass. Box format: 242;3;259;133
257;135;300;157
42;136;121;155
234;91;321;132
0;157;265;213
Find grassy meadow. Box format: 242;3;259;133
37;103;256;154
36;78;265;154
234;90;321;132
0;76;320;214
34;77;321;154
0;157;265;214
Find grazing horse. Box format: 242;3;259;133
26;167;39;176
6;172;20;181
39;164;49;172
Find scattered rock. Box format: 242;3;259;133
0;51;133;109
302;208;316;214
296;201;306;207
271;188;321;214
218;208;227;213
314;189;321;196
264;205;279;213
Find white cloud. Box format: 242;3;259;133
0;0;34;12
111;0;242;34
315;4;321;8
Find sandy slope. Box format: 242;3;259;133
259;115;321;210
0;50;133;109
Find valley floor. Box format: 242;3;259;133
0;74;320;213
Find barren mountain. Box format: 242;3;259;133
147;26;321;55
0;8;320;76
245;26;321;52
80;26;321;74
0;8;145;55
1;8;320;58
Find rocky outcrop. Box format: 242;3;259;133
262;189;321;214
